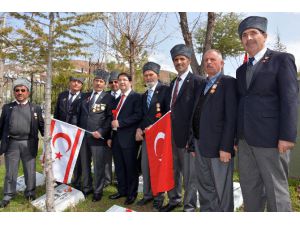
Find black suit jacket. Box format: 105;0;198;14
139;82;170;130
191;75;237;158
113;90;142;148
54;91;86;125
170;72;206;148
0;102;44;156
78;91;114;146
236;49;299;147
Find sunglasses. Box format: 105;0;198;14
15;89;27;93
109;81;118;84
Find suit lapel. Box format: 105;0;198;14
203;75;223;107
176;72;191;101
148;83;161;111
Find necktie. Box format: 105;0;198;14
171;77;181;108
89;92;98;110
248;57;255;66
147;89;153;108
68;93;75;110
246;57;255;88
115;94;126;112
112;92;116;99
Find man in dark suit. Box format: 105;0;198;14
77;69;114;202
236;16;298;211
190;49;237;211
54;76;86;190
109;72;142;205
160;44;205;212
135;62;170;210
0;78;44;208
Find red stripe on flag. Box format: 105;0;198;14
63;129;82;183
50;119;56;136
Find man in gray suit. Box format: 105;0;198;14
0;78;44;208
236;16;298;211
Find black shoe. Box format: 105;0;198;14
159;203;181;212
109;193;126;200
0;200;10;208
26;195;36;201
124;196;136;205
83;190;93;198
92;194;102;202
136;198;153;206
153;200;164;211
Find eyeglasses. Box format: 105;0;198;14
109;80;118;84
15;89;27;93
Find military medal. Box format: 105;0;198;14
100;104;106;111
210;83;218;94
34;112;38;119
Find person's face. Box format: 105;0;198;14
14;85;30;103
109;79;119;92
204;51;224;77
241;28;267;57
93;78;106;92
118;75;131;93
143;70;159;89
69;80;83;93
173;55;191;75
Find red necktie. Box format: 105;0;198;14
115;94;126;119
171;77;181;108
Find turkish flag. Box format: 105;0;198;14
145;111;174;196
49;119;85;184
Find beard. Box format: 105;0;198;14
145;81;155;89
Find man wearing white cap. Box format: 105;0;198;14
0;78;44;208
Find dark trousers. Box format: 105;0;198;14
71;150;82;190
3;139;36;201
112;135;139;197
80;136;106;195
104;146;113;185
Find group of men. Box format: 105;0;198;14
0;16;298;212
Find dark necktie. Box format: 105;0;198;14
89;92;98;110
171;77;181;108
68;93;75;110
248;57;255;66
246;57;255;88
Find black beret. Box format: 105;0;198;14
109;71;119;82
142;62;161;75
238;16;268;38
170;44;192;60
93;69;110;83
69;76;85;84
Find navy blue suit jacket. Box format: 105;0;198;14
192;75;237;158
236;49;298;147
170;72;206;148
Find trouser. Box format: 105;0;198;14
3;139;36;201
103;146;113;185
71;150;82;190
238;139;291;212
194;138;234;212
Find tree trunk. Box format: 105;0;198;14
129;39;136;87
178;12;201;76
199;12;216;75
44;12;55;212
0;14;6;110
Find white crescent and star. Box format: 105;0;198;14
154;132;165;162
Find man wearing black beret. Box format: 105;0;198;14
236;16;298;211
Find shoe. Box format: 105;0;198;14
0;200;10;208
153;200;163;211
124;196;136;205
159;203;181;212
92;194;102;202
26;195;36;201
109;192;126;200
83;190;93;198
136;198;153;206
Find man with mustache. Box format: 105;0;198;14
236;16;298;211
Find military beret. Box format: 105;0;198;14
170;44;192;60
143;62;161;75
69;76;85;84
93;69;110;83
238;16;268;39
13;77;31;91
109;71;119;82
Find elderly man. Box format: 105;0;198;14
54;76;86;190
236;16;298;211
0;78;44;208
77;69;114;202
190;49;237;211
135;62;170;210
160;44;205;212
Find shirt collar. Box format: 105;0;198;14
15;100;29;105
111;89;121;95
177;70;189;82
207;71;221;84
252;47;267;65
122;88;132;97
148;81;158;92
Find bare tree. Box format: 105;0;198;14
273;29;287;53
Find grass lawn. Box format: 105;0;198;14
0;153;299;212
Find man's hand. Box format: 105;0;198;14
135;128;144;141
219;150;231;163
278;140;294;153
92;131;101;139
107;139;112;148
111;120;119;129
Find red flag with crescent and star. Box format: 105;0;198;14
145;111;174;196
50;119;85;184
